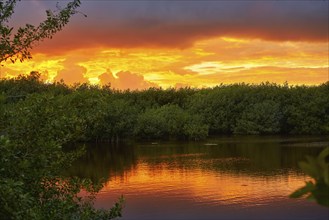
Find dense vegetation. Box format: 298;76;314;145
0;72;125;219
1;73;328;143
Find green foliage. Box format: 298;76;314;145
182;114;209;140
234;100;282;134
0;72;70;99
134;104;208;140
0;91;124;219
0;0;83;64
1;74;329;142
284;85;329;134
102;99;138;141
135;106;170;139
290;147;329;207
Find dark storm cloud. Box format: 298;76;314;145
15;0;328;53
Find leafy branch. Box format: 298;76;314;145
0;0;83;64
290;147;329;207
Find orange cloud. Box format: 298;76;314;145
98;70;116;86
195;66;328;86
174;83;190;89
99;70;158;90
54;60;89;85
3;36;328;89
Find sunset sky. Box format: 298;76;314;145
1;0;328;89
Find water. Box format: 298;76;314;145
69;136;329;220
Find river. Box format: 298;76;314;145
69;136;329;220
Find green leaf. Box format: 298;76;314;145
318;147;329;161
289;181;315;198
313;185;329;207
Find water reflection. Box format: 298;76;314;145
69;136;329;220
68;143;137;184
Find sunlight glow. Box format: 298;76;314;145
2;37;328;89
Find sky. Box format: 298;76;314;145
1;0;328;89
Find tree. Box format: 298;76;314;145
234;100;282;135
0;2;125;219
0;92;124;219
0;0;84;64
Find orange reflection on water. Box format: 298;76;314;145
98;161;309;208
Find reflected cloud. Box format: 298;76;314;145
70;138;328;219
